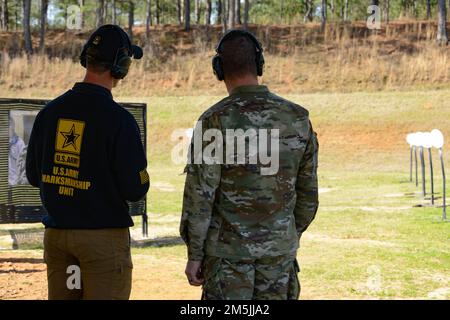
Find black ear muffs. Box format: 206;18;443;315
110;26;133;79
79;43;88;68
212;29;265;82
212;54;225;81
111;47;132;79
256;48;265;77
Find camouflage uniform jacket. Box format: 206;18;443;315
180;85;319;261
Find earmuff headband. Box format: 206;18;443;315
212;29;265;81
216;30;263;55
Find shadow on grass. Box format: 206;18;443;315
2;230;184;250
132;236;183;248
0;257;45;274
0;227;43;236
0;257;43;264
0;269;44;274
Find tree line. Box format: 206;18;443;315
0;0;448;55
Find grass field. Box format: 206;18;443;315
1;88;449;299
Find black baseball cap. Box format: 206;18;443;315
81;24;143;66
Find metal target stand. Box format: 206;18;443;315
407;130;448;222
439;147;447;220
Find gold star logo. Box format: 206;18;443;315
55;119;85;155
60;124;80;151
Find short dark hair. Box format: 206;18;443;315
85;47;111;74
221;35;257;80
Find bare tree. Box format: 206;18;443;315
401;0;408;16
384;0;390;24
344;0;349;21
195;0;200;24
244;0;249;29
103;0;108;23
96;0;105;27
222;0;228;32
23;0;32;55
155;0;160;24
304;0;314;22
128;0;134;42
427;0;431;19
437;0;448;45
3;0;8;31
0;0;9;30
112;0;117;24
146;0;152;38
205;0;212;25
228;0;235;28
236;0;241;25
321;0;327;31
78;0;85;29
177;0;182;25
184;0;190;31
14;0;18;30
329;0;335;17
217;0;222;25
0;1;3;29
39;0;48;53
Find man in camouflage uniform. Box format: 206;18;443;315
180;30;319;300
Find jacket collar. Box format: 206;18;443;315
230;85;270;96
72;82;113;100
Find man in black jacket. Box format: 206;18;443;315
26;25;149;300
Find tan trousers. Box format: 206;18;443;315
43;228;133;300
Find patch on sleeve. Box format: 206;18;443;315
139;169;150;185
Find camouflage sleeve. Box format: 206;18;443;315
294;123;319;237
180;116;221;261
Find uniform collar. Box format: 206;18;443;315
72;82;113;100
230;85;270;96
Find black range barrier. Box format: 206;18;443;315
0;98;148;237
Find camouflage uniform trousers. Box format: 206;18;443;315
201;254;301;300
